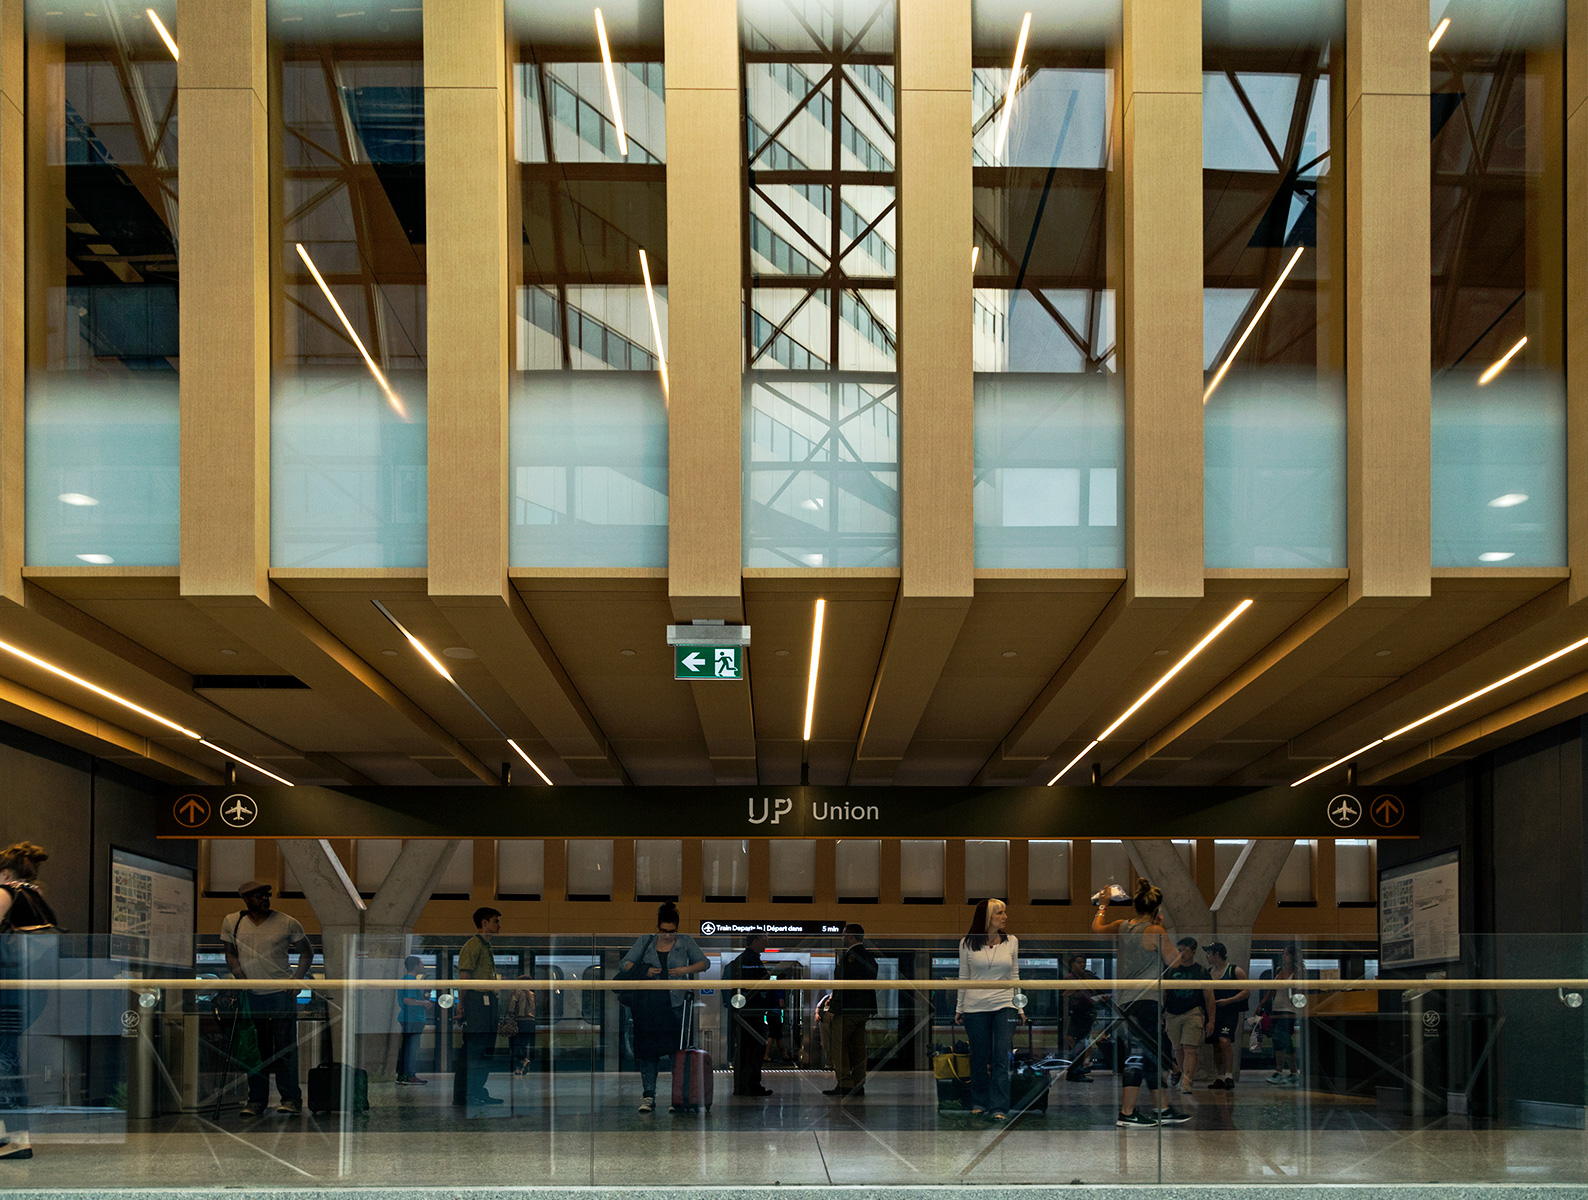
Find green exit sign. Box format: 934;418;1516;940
675;645;743;680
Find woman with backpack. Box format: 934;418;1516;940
0;842;57;1162
617;903;708;1113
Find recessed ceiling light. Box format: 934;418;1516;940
1479;551;1515;563
221;649;238;656
1488;493;1529;508
620;649;637;656
774;649;790;657
58;492;99;506
382;649;399;657
76;553;114;565
1374;649;1391;657
442;647;476;660
801;498;825;511
1002;650;1017;658
1154;648;1171;656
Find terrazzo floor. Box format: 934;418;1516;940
2;1069;1583;1188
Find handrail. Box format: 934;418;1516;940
0;977;1583;992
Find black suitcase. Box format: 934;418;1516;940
308;1062;369;1115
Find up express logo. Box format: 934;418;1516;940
747;796;882;826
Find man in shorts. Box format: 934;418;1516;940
1061;953;1099;1081
1161;936;1214;1097
1204;941;1250;1088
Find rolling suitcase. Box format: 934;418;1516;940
308;1061;369;1115
670;1000;713;1113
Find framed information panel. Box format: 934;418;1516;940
1379;849;1460;970
111;847;196;970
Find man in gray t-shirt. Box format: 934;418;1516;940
221;882;312;1116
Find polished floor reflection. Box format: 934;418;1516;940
3;1069;1583;1188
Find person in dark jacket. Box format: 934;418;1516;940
823;923;877;1098
724;931;774;1097
0;842;57;1162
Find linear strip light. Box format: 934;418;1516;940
971;245;980;272
1429;17;1451;52
803;598;826;742
594;8;629;156
1291;630;1588;787
1048;599;1254;785
639;248;668;401
1478;336;1527;385
372;601;554;785
200;740;296;787
146;8;179;59
994;12;1032;158
0;634;297;783
294;243;407;419
0;635;201;740
1203;246;1305;404
507;739;555;787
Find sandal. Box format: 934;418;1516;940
970;1107;986;1116
992;1111;1008;1121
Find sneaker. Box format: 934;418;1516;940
239;1103;262;1117
277;1100;302;1115
394;1077;411;1086
1158;1108;1192;1124
1179;1081;1194;1095
0;1144;33;1162
409;1075;430;1085
1285;1074;1301;1087
1266;1071;1286;1084
1116;1110;1158;1129
638;1096;655;1114
1209;1078;1229;1090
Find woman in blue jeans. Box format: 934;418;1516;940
954;899;1023;1120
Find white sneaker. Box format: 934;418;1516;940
638;1096;655;1114
1266;1071;1285;1084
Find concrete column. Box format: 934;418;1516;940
279;838;459;1075
1125;840;1213;945
1208;838;1294;974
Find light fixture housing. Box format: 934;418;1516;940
295;242;407;418
803;599;826;742
1429;17;1450;51
595;8;629;156
147;8;178;60
640;248;668;401
994;12;1032;157
1204;247;1304;403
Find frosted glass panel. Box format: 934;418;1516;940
436;841;474;897
510;371;668;567
27;378;179;565
965;840;1008;902
770;839;816;898
567;840;614;897
901;840;945;900
835;839;881;900
1028;840;1071;902
744;376;899;568
497;840;544;897
974;375;1121;567
355;840;402;894
1090;841;1130;899
207;840;256;896
636;839;682;898
1335;839;1375;904
272;372;427;567
702;840;748;899
1276;840;1314;903
1204;372;1346;567
1431;379;1565;567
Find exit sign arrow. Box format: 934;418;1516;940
676;645;742;680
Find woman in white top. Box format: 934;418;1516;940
954;898;1024;1120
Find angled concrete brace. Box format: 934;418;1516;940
1125;840;1213;947
1208;839;1296;982
278;839;460;1073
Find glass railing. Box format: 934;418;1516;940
1;933;1584;1185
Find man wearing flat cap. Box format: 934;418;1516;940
221;881;313;1116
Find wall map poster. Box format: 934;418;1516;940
1379;849;1460;970
111;848;196;969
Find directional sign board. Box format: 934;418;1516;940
675;645;743;680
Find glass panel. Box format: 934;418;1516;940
567;839;614;897
971;4;1121;567
510;1;669;567
354;839;401;894
770;838;816;897
1203;1;1346;567
497;839;545;897
25;1;180;566
1091;838;1130;897
205;839;255;895
835;837;880;899
743;0;900;568
965;838;1008;901
270;3;427;568
1028;839;1071;901
434;840;472;897
701;839;749;898
634;838;681;898
1335;837;1375;903
1431;0;1565;567
1276;838;1314;902
901;838;945;899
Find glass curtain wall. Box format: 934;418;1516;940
1202;1;1345;568
509;1;668;568
270;1;426;568
971;1;1119;568
1430;1;1565;568
25;2;179;566
741;0;899;569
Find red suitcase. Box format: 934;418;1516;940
669;1002;713;1113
